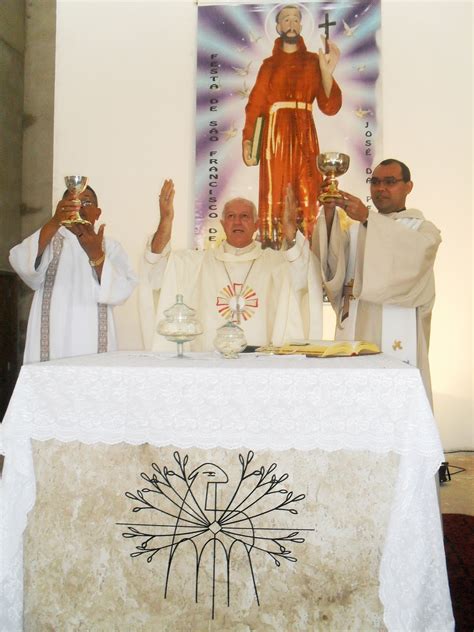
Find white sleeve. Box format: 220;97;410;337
97;238;138;305
9;230;53;290
142;239;171;290
284;230;312;292
312;209;349;309
138;238;172;349
282;231;324;339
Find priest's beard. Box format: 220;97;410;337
279;31;299;44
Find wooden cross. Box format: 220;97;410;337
318;12;336;54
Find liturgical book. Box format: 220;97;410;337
272;340;381;357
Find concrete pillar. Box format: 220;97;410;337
20;0;56;351
22;0;56;238
0;0;25;271
0;1;56;368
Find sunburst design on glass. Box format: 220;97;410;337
216;282;259;321
118;451;312;619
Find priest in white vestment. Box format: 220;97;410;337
9;186;137;364
313;159;441;404
140;180;323;351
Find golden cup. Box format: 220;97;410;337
317;152;350;203
62;175;91;225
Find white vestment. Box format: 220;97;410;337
9;227;138;363
139;232;322;351
313;208;441;404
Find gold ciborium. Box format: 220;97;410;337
317;152;350;203
62;175;91;226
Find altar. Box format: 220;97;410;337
0;351;454;631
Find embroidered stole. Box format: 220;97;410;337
40;234;108;361
336;218;422;366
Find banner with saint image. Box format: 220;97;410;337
195;1;381;248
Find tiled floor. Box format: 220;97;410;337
439;451;474;516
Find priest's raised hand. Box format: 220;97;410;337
330;189;368;225
139;183;324;351
151;179;175;255
66;221;106;280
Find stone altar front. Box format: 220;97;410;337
1;351;453;631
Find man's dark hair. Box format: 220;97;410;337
379;159;411;182
62;184;98;205
275;5;302;22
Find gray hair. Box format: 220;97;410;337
222;198;258;221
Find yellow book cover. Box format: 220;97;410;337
274;340;380;357
250;116;264;164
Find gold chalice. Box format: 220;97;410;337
62;175;91;226
317;152;350;203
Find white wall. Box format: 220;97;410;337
379;1;473;450
54;0;473;449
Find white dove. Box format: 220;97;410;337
248;30;262;44
223;123;238;140
355;107;373;118
232;61;252;76
343;20;360;36
237;82;251;99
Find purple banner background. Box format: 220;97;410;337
195;1;381;249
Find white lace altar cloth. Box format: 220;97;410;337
0;351;453;631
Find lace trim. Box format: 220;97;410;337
97;304;108;353
40;234;64;362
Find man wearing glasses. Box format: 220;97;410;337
9;185;137;363
312;158;441;404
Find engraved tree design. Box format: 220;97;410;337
119;451;310;618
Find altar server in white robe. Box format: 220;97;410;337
140;179;323;351
9;185;137;363
313;159;441;404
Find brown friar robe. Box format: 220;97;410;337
243;35;342;239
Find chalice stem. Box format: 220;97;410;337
328;178;339;194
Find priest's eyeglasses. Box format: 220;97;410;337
368;177;405;187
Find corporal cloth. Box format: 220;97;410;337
243;36;342;238
139;233;322;351
313;208;441;403
9;227;138;363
